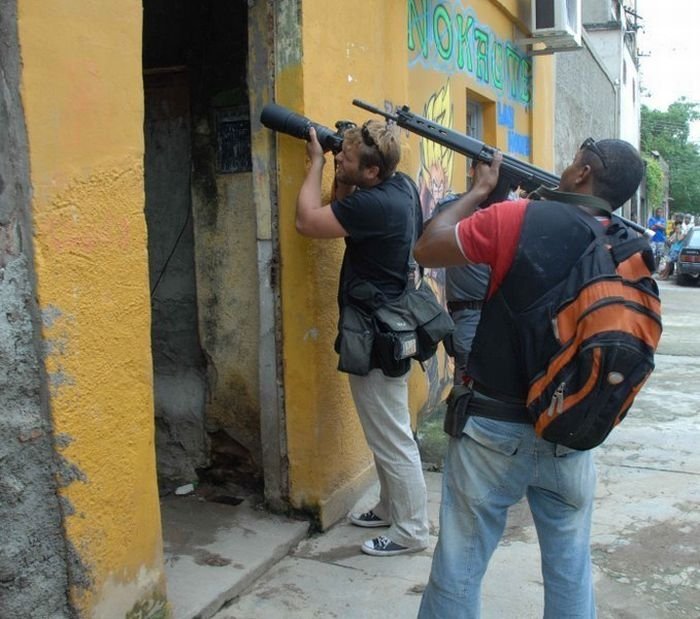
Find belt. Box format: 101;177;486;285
447;299;484;312
468;386;531;424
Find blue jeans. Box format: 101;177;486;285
419;417;596;618
449;308;481;385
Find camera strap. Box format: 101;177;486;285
400;174;423;289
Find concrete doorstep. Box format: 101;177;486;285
161;494;309;619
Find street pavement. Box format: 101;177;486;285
204;278;700;619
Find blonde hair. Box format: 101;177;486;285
344;120;401;180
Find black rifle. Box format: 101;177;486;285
353;99;652;237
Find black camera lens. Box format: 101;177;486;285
260;103;344;153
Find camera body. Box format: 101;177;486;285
260;103;355;154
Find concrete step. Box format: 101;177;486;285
161;493;309;619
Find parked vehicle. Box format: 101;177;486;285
676;225;700;286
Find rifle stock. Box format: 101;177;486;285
353;99;653;238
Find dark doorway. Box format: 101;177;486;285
143;0;262;497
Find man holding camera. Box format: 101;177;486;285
295;121;429;557
414;139;645;617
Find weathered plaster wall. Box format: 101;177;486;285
248;0;288;510
0;2;74;615
554;47;616;172
16;1;166;616
195;172;261;470
187;2;263;485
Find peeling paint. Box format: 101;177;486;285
303;328;320;341
41;304;63;328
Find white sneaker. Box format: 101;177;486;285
361;535;426;557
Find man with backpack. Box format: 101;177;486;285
414;139;654;618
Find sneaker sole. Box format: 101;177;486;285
361;543;426;557
349;517;390;528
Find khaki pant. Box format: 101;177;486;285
348;368;429;548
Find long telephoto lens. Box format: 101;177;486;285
260;103;344;153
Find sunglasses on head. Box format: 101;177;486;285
580;137;607;169
361;122;386;171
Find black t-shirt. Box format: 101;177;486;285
331;173;422;302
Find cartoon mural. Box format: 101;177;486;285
416;82;457;410
418;83;456;220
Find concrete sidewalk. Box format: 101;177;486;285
209;472;553;619
169;280;700;618
205;358;700;618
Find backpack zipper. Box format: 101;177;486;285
547;382;566;417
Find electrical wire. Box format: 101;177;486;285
150;207;191;298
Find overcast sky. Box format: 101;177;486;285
635;0;700;139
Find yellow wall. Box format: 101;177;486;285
17;1;166;616
277;0;554;526
276;0;413;524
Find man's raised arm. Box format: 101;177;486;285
414;152;503;267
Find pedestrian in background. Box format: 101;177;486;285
658;220;685;280
647;206;666;269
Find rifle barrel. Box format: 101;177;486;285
352;100;652;238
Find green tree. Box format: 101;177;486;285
642;155;664;212
641;98;700;216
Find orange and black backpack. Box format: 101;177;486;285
525;213;663;450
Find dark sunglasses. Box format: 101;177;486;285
361;122;386;172
580;137;607;168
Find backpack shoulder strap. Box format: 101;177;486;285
572;208;653;269
608;217;656;270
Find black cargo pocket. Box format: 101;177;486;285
336;306;374;376
444;384;473;437
415;312;453;361
373;332;411;377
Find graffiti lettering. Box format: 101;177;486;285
455;14;474;72
408;0;429;59
498;102;514;129
474;28;489;82
508;130;531;157
434;5;452;61
407;0;532;106
505;46;531;103
493;42;504;90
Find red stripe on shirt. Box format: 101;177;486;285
455;199;529;298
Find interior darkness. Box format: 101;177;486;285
142;1;259;498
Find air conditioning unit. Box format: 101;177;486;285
527;0;582;53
